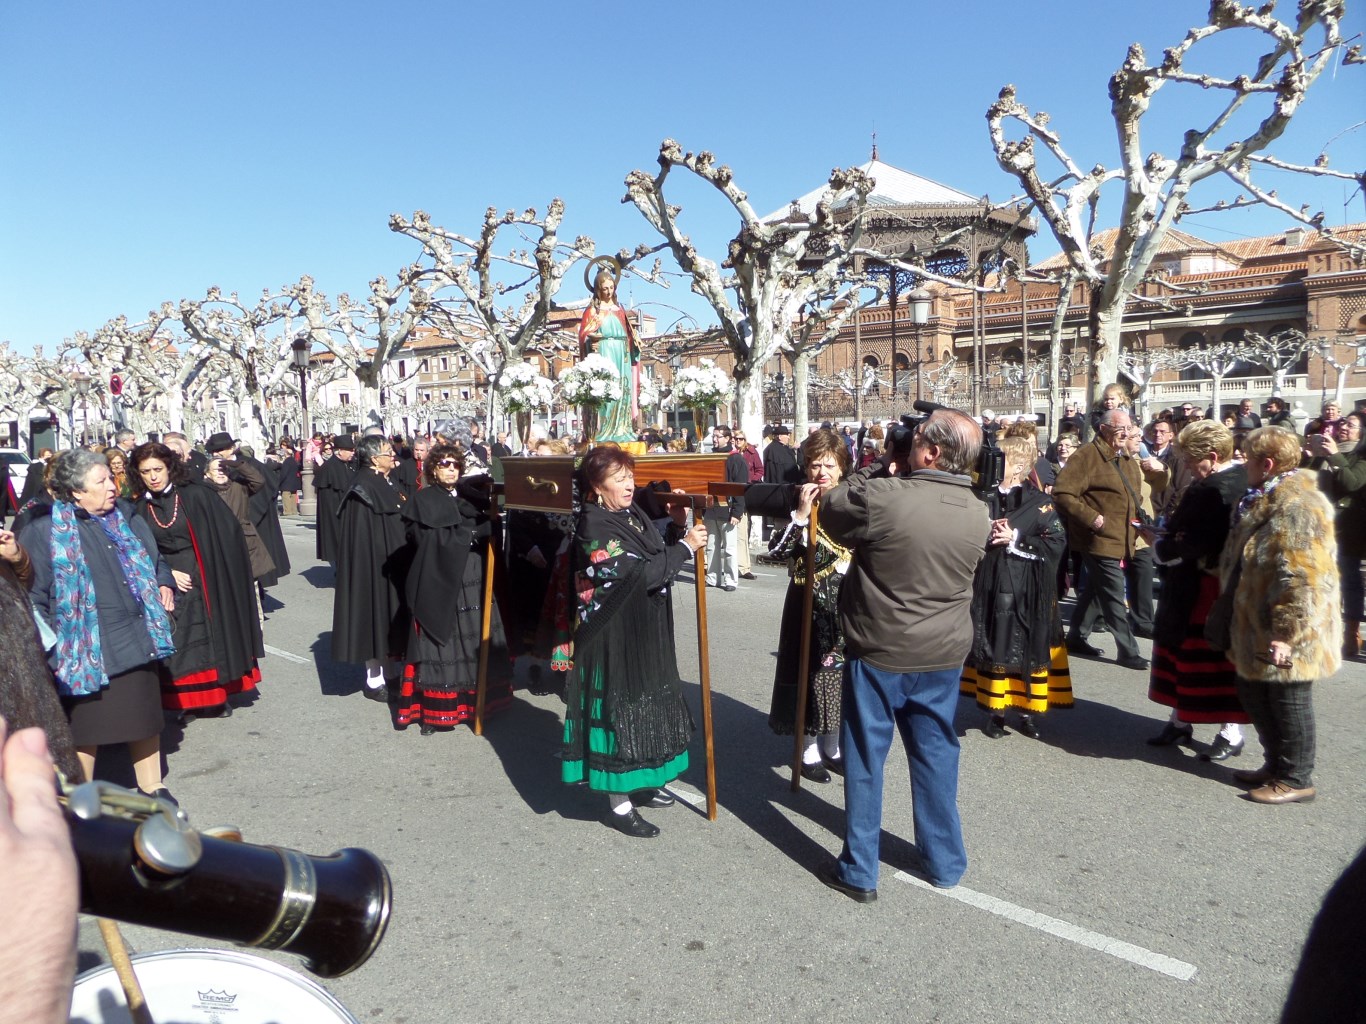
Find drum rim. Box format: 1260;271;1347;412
70;946;358;1021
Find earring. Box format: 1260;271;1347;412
596;494;604;506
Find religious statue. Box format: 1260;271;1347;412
578;257;640;444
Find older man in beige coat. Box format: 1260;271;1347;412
1053;407;1149;669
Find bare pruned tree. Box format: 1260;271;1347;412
1118;345;1197;423
390;201;615;433
988;1;1360;405
1243;327;1320;396
624;140;879;439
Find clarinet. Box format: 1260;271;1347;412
62;781;392;979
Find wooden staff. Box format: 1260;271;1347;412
473;532;496;736
693;523;717;821
664;491;720;821
789;499;820;791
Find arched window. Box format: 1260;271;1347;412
893;353;911;370
1000;346;1024;365
861;354;880;367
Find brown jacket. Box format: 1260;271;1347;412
822;466;990;673
1052;437;1142;559
1219;469;1340;683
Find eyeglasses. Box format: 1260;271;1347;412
434;459;460;469
377;451;396;459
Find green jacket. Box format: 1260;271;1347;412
1324;447;1366;556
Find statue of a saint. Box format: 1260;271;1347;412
578;260;639;443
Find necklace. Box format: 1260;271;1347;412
148;494;180;530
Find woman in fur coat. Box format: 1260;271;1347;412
1219;426;1341;805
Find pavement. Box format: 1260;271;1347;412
75;520;1366;1023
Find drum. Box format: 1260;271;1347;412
69;948;360;1024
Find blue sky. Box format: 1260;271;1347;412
2;0;1362;354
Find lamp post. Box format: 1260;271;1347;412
909;286;931;404
291;335;317;516
668;344;683;437
74;377;92;446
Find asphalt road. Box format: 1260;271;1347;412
75;520;1366;1023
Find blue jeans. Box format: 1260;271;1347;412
836;659;967;890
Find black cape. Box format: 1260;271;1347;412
241;454;290;586
1152;464;1248;648
313;455;355;561
136;483;264;685
966;484;1066;677
402;483;490;646
331;468;412;664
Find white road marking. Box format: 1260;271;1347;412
665;785;707;808
893;871;1198;982
262;644;310;665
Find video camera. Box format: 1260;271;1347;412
884;400;1004;498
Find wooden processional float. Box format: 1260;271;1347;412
472;452;730;820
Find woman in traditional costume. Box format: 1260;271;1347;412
397;444;511;734
960;436;1072;738
129;443;264;719
561;446;707;838
578;263;640;444
332;435;413;702
20;449;177;798
1146;421;1250;757
763;429;851;783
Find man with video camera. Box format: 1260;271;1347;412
815;407;990;901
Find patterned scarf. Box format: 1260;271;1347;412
49;501;175;697
1234;471;1284;525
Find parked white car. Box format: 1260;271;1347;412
0;448;33;502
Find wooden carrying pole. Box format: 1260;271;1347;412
789;500;820;792
473;533;496;736
664;490;722;821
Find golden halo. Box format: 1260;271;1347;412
583;255;622;295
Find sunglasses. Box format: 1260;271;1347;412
434;459;461;469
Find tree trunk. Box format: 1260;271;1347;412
1090;300;1125;407
735;370;765;453
792;351;811;439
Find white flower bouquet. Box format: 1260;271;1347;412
557;354;623;408
672;358;734;410
497;361;554;413
636;373;661;411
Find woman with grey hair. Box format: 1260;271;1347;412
332;434;414;702
19;449;178;799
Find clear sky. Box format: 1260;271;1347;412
2;0;1362;354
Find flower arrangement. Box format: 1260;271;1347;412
671;358;734;410
497;360;554;413
636;373;661;411
557;353;623;408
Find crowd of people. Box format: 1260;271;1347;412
0;385;1360;1019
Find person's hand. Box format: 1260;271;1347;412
1092;513;1104;532
1267;640;1294;669
158;585;176;612
526;546;547;570
795;483;819;520
668;488;689;527
685;521;708;553
1141;456;1164;474
1312;433;1339;457
1136;523;1159;544
0;530;19;565
989;518;1012;547
171;569;193;592
729;516;740;527
0;720;79;1024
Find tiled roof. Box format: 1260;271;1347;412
1222;221;1366;259
1032;227;1237;271
762;159;982;222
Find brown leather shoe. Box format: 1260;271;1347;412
1232;767;1274;787
1246;780;1316;804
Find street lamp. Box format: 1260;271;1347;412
73;377;92;446
668;344;683;437
909;286;932;404
291;335;317;516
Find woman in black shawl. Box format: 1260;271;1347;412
332;435;413;702
762;429;852;783
960;436;1072;738
1145;420;1249;756
398;444;511;734
560;446;707;838
129;443;264;719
